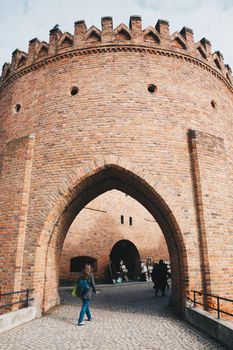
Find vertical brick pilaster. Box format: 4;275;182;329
0;134;35;307
188;130;211;302
188;129;233;311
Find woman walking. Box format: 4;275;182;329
75;264;98;326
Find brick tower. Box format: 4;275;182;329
0;16;232;316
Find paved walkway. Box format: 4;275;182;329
0;282;227;350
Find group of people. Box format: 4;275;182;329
109;259;140;282
140;259;171;295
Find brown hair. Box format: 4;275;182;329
82;264;91;279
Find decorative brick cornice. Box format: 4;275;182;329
0;17;232;90
0;44;232;92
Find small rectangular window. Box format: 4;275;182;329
121;215;124;224
129;217;132;226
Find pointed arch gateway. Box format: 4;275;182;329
33;158;188;316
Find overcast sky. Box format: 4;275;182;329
0;0;233;70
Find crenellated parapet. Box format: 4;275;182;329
1;16;232;89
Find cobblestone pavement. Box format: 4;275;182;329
0;282;227;350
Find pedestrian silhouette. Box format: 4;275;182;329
152;260;169;296
74;264;98;326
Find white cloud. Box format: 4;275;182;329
0;0;232;69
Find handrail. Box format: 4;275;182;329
0;289;34;309
191;290;233;319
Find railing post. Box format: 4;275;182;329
193;291;196;308
217;296;220;319
26;289;29;308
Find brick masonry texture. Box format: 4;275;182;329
0;16;233;316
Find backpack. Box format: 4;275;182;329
72;277;90;298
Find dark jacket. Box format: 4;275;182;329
79;273;97;300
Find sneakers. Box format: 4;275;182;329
74;318;93;325
74;320;85;326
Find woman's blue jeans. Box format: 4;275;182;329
78;298;91;323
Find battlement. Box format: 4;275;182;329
0;16;232;87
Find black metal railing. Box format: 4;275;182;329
0;289;34;309
191;290;233;319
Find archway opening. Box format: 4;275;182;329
34;164;188;314
59;189;170;286
110;239;141;280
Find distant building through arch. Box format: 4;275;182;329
59;189;169;284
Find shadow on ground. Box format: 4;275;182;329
57;281;176;318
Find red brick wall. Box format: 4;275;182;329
60;190;169;281
0;17;232;315
0;135;35;312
